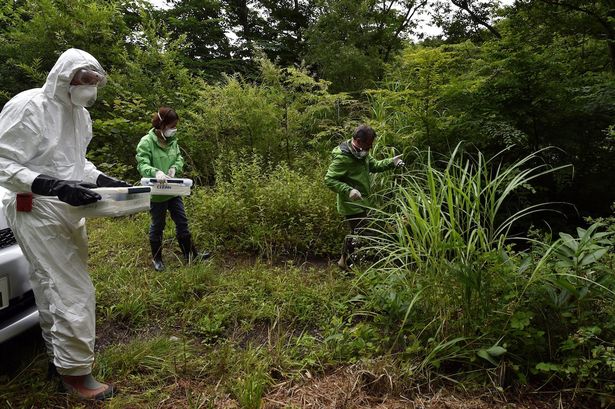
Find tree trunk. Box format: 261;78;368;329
237;0;251;50
294;0;302;43
383;0;427;62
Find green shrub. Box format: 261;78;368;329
187;151;343;257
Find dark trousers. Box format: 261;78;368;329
341;212;368;257
149;196;190;242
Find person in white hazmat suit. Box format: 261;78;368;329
0;49;130;400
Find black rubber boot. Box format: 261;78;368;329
47;362;59;380
150;240;165;271
177;234;211;264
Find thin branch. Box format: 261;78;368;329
384;0;428;61
538;0;615;71
451;0;502;39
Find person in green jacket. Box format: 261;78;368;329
136;107;209;271
325;124;404;270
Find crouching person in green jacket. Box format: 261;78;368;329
324;124;404;270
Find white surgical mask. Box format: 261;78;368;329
69;85;97;107
163;128;177;139
350;141;369;159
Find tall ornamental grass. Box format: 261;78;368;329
346;144;569;355
342;145;614;397
363;143;569;276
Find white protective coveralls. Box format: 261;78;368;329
0;49;106;376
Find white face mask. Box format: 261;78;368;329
350;140;369;159
69;85;97;107
163;128;177;139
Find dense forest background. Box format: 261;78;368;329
1;0;614;221
1;0;615;405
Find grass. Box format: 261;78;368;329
0;212;603;408
1;213;353;408
1;146;612;407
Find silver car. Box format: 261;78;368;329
0;187;38;343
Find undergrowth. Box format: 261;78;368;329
2;147;614;408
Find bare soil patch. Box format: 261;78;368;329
95;320;163;351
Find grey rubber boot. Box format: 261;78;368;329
61;374;116;401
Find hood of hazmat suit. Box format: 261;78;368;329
0;48;106;192
0;49;107;376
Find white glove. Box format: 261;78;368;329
155;170;167;183
392;154;405;167
167;167;176;178
349;189;362;201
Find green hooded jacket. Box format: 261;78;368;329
324;140;394;216
136;128;185;203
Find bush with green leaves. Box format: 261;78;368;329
518;223;615;394
186;150;343;258
182;58;362;183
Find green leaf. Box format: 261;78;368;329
511;311;532;330
579;248;608;266
558;233;579;252
536;362;560;372
486;345;507;357
477;349;497;365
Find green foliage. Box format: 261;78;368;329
552;223;613;275
0;0;127;104
430;0;504;43
0;0;206;182
191;76;284;159
374;16;615;214
370;42;490;149
87;13;205;180
89;117;149;181
162;0;234;77
174;58;360;182
305;0;426;93
365;144;568;275
2;0;615;404
535;326;615;395
479;14;615;214
335;146;615;395
187;151;343;257
324;318;382;361
514;0;615;71
232;368;269;409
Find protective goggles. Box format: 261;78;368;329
71;68;107;87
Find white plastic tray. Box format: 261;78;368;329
70;186;152;218
140;178;192;196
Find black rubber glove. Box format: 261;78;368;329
31;174;101;207
96;173;131;188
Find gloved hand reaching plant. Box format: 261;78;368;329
392;154;405;167
349;189;363;201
